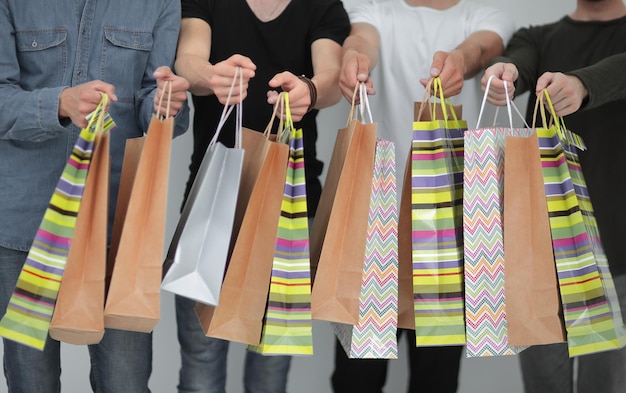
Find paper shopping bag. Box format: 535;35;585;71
310;85;377;325
104;83;174;332
407;78;466;346
49;127;111;345
249;93;314;355
503;132;565;346
535;90;626;357
198;106;290;345
463;77;531;357
0;95;114;350
162;87;244;305
333;139;399;359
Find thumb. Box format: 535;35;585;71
153;65;175;81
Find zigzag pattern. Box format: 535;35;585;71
463;128;527;357
411;124;466;346
537;127;624;356
335;140;398;359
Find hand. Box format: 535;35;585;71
339;49;375;104
267;71;312;122
421;50;464;98
209;54;256;105
481;62;519;106
153;66;190;117
536;72;587;117
59;81;117;128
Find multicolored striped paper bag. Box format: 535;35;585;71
249;93;313;356
0;95;114;350
537;124;626;357
411;78;467;346
463;126;531;357
334;139;399;359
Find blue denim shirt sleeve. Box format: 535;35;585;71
0;2;70;141
136;0;189;138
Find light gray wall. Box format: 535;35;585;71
0;1;575;392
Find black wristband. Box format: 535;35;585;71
298;75;317;113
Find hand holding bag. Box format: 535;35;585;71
0;95;114;350
197;92;290;345
535;90;626;356
104;82;174;332
310;83;378;325
248;92;314;356
332;85;399;359
161;69;245;306
49;114;111;345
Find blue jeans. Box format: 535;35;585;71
175;295;291;393
0;246;153;393
519;273;626;393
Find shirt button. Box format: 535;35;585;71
31;40;37;48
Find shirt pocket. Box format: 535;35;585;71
102;27;153;103
15;28;67;89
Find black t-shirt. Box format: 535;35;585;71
181;0;350;217
496;16;626;275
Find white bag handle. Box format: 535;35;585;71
210;67;243;149
477;74;529;130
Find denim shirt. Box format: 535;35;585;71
0;0;189;251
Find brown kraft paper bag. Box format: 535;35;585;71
397;102;463;329
104;113;174;332
196;128;289;345
309;117;377;325
49;130;110;344
503;133;565;346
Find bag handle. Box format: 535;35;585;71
478;74;529;130
209;67;243;149
415;77;461;127
533;89;586;150
84;93;110;136
263;91;293;144
156;81;173;120
346;82;374;127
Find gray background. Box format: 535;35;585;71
0;0;577;392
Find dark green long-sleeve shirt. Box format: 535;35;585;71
495;15;626;276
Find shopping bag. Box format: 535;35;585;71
0;95;114;350
310;84;377;325
197;96;290;346
162;71;245;305
104;82;174;332
333;138;399;359
463;77;529;357
535;90;626;357
400;77;466;345
249;92;314;356
48;124;111;345
503;132;565;347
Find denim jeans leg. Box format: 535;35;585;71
243;350;291;393
176;294;229;393
87;328;152;393
577;274;626;393
0;246;62;393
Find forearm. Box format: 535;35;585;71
174;54;216;96
569;52;626;110
454;31;504;80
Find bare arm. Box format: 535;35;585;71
423;30;505;97
339;22;380;102
174;18;256;104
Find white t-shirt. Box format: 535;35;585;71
349;0;515;179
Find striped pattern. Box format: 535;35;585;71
249;124;313;356
463;127;530;357
538;126;625;356
0;102;114;350
334;139;399;359
411;120;467;346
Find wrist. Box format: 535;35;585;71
298;75;317;113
